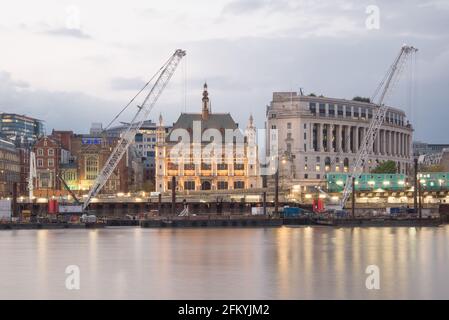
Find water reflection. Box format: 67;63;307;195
0;226;448;299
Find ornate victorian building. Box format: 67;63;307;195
156;84;260;193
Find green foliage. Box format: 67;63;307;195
420;164;444;172
308;93;316;97
352;96;371;103
371;160;397;174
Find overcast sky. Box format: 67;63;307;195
0;0;448;142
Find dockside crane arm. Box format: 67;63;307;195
340;45;418;209
56;173;81;205
82;49;186;211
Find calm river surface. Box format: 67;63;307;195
1;226;449;299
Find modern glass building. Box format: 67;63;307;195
0;113;44;146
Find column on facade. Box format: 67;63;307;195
388;130;393;156
319;123;324;152
327;124;333;153
353;126;358;153
345;125;351;153
403;133;406;157
375;132;380;155
336;124;342;153
381;130;386;155
396;132;399;156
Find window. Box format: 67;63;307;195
316;156;320;162
309;103;316;114
287;122;292;129
304;123;307;129
304;132;306;140
271;113;277;118
234;163;244;170
48;159;54;167
86;156;99;180
345;106;351;117
287;143;292;153
328;104;335;116
304;174;309;179
319;104;326;115
37;148;43;156
37;159;43;167
271;125;276;130
217;163;228;170
48;148;54;156
217;181;228;190
234;181;245;189
337;105;344;116
287;132;292;139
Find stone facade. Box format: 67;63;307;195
156;84;260;193
266;93;414;189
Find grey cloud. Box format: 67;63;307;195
44;27;92;39
0;70;124;134
180;24;449;143
110;77;146;91
222;0;274;15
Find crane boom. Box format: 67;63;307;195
83;49;186;210
340;45;418;209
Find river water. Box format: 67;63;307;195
1;226;448;299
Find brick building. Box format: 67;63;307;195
33;136;62;192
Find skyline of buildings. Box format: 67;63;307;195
0;83;447;198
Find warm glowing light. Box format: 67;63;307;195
336;180;344;186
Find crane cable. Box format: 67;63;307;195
103;53;175;131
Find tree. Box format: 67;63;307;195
353;96;371;103
308;93;316;97
371;160;397;174
420;164;443;172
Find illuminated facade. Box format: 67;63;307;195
156;84;260;193
266;92;414;188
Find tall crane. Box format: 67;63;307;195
340;45;418;209
83;49;186;210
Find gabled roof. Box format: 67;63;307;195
171;113;238;131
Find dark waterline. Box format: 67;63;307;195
0;226;448;299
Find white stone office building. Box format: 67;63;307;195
266;92;414;188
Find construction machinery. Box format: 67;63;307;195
340;45;418;209
82;49;186;211
56;173;81;205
